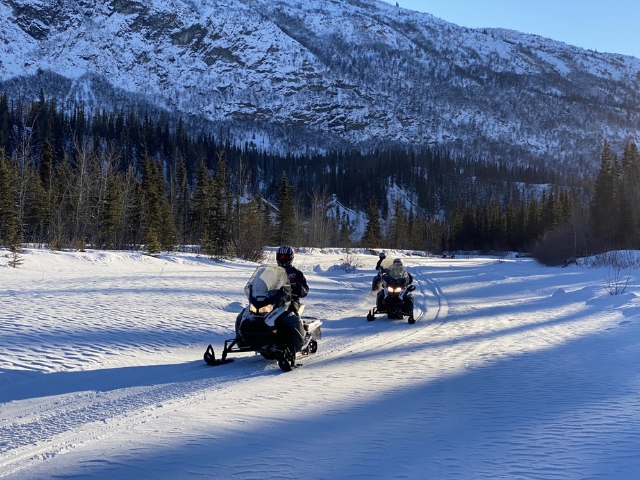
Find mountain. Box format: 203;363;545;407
1;0;639;173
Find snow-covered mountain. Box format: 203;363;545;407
2;0;640;171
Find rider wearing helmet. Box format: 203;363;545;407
275;246;309;353
276;246;309;306
392;258;414;284
391;258;415;322
372;251;388;292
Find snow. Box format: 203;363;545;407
3;0;639;165
1;247;640;479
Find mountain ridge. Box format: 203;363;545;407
1;0;639;173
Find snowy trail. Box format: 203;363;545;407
1;250;447;477
1;249;640;479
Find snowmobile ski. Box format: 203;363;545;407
203;343;234;366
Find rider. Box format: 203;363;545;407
276;246;309;310
371;251;387;292
392;258;415;321
392;258;413;285
275;246;309;353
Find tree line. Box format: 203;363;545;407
1;92;638;265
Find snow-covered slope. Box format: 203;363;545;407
1;247;640;478
1;0;639;170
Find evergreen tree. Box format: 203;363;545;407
621;142;640;246
36;138;55;242
539;189;555;235
524;198;540;249
488;199;506;251
141;155;174;252
207;152;231;259
362;196;382;248
273;171;296;246
231;196;267;261
337;210;353;247
191;159;211;246
172;154;190;246
407;207;421;250
0;148;17;245
386;199;408;249
99;171;125;249
145;225;162;255
0;148;23;266
590;140;617;248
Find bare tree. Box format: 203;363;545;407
308;186;330;248
13;124;37;229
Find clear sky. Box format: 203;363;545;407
381;1;640;59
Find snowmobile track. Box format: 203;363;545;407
0;265;447;478
291;269;448;370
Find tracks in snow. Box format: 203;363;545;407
301;267;448;368
0;267;447;478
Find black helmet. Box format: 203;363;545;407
379;251;386;259
393;258;403;267
276;246;295;267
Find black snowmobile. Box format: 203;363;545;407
204;265;322;372
367;262;416;324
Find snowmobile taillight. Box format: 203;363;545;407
250;303;275;314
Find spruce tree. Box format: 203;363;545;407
273;171;296;246
99;172;125;249
0;148;17;246
0;148;23;266
621;142;640;246
338;210;353;247
141;156;161;245
232;197;267;262
38;138;55;242
141;155;174;252
488;199;505;251
524;199;540;248
145;225;162;255
7;220;23;268
590;140;617;248
362;196;382;248
207;153;231;259
386;199;408;249
191;159;210;246
172;155;190;246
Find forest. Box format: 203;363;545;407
0;91;639;266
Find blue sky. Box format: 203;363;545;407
381;1;640;59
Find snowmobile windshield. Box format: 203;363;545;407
244;265;292;304
387;265;410;282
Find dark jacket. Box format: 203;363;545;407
284;265;309;300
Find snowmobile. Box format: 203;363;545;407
204;265;322;372
367;263;416;324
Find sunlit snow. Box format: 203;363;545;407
1;247;639;479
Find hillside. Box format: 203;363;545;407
1;0;640;172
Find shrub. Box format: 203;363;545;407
532;222;589;267
333;249;363;273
